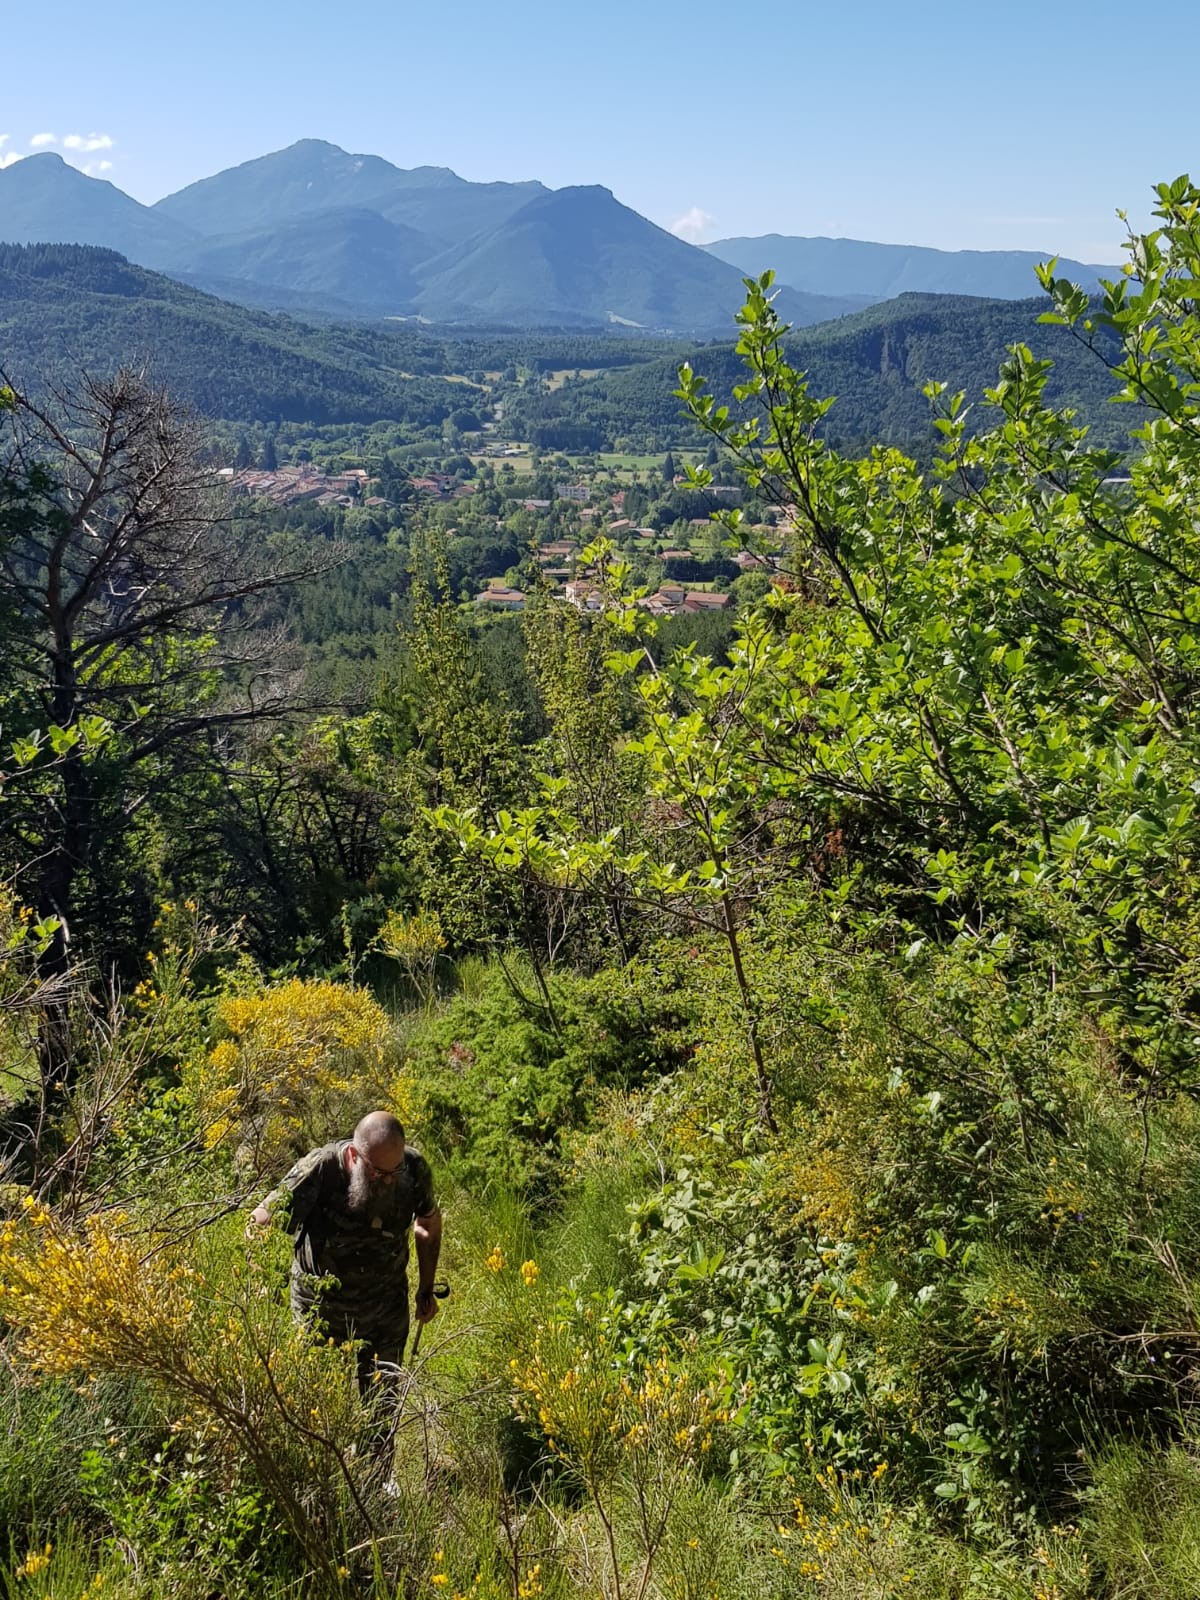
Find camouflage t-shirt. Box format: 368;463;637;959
268;1140;436;1337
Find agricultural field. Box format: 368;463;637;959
544;367;603;390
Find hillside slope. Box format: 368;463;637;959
178;208;436;315
414;185;865;331
506;291;1130;452
0;243;465;424
0;153;198;270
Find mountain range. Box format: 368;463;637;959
0;143;860;332
0;139;1118;333
704;234;1116;302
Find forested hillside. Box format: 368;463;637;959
509;290;1129;452
0;242;1129;456
3;176;1200;1600
0;243;468;423
0;243;695;427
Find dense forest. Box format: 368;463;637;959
3;178;1200;1600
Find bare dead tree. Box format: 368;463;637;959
0;366;344;1085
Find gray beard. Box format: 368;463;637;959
346;1159;373;1215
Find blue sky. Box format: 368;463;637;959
3;0;1195;261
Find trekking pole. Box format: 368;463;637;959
408;1278;451;1361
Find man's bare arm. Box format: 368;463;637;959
413;1208;443;1324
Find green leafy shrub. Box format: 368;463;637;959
406;960;694;1199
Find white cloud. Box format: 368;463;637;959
0;151;22;170
29;132;56;148
83;159;114;175
670;206;717;245
63;132;114;153
0;134;9;148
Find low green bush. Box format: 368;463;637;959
405;959;694;1199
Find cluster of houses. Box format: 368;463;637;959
474;579;735;617
224;451;775;622
224;463;483;509
410;473;477;502
474;533;741;617
220;464;383;509
565;580;732;617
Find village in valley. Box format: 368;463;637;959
222;437;787;627
219;462;383;509
481;527;770;619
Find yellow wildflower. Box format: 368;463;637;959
186;977;395;1161
15;1544;53;1579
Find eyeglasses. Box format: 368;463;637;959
354;1148;404;1182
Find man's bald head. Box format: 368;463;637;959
353;1110;406;1156
345;1111;406;1211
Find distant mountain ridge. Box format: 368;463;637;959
705;233;1119;302
152;139;546;251
402;183;863;330
179;207;434;316
0;138;1115;333
152;150;863;328
0;153;196;270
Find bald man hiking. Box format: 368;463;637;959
249;1110;442;1390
